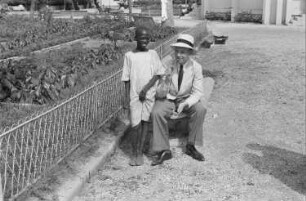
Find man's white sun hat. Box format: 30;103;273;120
171;34;195;50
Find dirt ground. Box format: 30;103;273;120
73;22;305;201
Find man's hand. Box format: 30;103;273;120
139;89;147;102
177;102;189;114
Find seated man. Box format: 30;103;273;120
151;34;206;166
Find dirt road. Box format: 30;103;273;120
73;22;305;201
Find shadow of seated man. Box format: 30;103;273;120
244;143;306;195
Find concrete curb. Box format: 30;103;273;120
22;120;130;201
57;122;130;201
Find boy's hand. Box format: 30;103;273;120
177;102;188;114
123;97;130;110
139;89;147;102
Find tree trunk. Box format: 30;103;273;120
0;173;4;201
30;0;35;18
200;0;205;19
163;0;174;27
128;0;132;22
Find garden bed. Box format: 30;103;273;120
0;21;179;129
0;13;133;59
0;12;178;59
205;11;231;21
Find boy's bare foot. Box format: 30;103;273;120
129;156;137;166
135;154;144;166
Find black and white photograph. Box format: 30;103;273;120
0;0;305;200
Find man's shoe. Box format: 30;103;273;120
185;144;205;161
151;150;172;166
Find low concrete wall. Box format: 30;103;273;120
238;0;263;14
204;0;305;24
206;0;263;13
205;0;263;22
207;0;231;12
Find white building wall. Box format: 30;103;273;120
208;0;231;12
99;0;119;7
238;0;264;14
283;0;305;24
290;0;306;14
202;0;305;24
270;0;278;23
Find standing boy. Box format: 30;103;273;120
121;26;164;166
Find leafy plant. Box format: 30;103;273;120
205;11;231;21
0;15;132;59
0;43;123;104
131;20;177;42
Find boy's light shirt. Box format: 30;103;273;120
121;50;164;127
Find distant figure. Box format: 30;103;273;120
187;0;194;12
179;4;186;18
121;26;165;166
118;0;128;9
179;2;193;18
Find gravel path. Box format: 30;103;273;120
73;22;305;201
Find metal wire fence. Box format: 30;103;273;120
0;21;207;200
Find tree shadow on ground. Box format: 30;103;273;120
243;143;306;195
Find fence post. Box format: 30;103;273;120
0;173;3;201
93;82;99;130
160;45;163;58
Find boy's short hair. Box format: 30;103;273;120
135;26;150;40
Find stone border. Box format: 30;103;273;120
20;118;130;201
55;122;129;201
